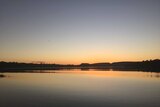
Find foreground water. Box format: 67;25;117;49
0;70;160;107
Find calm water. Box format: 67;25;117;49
0;70;160;107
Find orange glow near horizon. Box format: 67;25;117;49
1;46;160;64
0;54;159;65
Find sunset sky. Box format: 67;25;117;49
0;0;160;64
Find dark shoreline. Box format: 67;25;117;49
0;67;160;73
0;59;160;72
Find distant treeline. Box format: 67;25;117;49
0;59;160;72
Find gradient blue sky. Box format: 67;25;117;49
0;0;160;64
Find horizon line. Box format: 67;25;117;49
1;59;159;65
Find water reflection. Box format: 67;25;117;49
52;71;160;79
0;70;160;107
0;74;6;78
13;70;160;79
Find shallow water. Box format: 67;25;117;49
0;70;160;107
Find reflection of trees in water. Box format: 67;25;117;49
154;73;160;78
0;74;6;78
145;72;160;78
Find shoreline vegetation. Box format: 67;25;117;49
0;59;160;72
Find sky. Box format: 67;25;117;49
0;0;160;64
